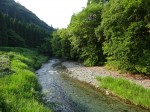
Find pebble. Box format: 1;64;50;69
62;61;150;89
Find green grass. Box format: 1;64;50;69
97;76;150;109
0;47;51;112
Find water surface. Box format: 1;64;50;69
36;59;149;112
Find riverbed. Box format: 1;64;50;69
36;59;149;112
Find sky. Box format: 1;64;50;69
14;0;87;28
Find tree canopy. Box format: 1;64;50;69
51;0;150;75
102;0;150;73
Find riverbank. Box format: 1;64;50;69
0;47;51;112
62;61;150;89
62;61;150;109
36;59;149;112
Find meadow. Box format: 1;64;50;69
0;47;52;112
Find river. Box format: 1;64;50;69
36;59;149;112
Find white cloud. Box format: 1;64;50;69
14;0;87;28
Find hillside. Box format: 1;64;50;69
0;0;54;55
0;0;53;32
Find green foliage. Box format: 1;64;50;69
51;0;150;75
0;47;51;112
52;3;106;65
38;37;53;56
0;0;52;31
51;29;71;59
7;29;25;47
51;30;63;57
81;45;100;66
0;0;55;53
102;0;150;74
0;12;55;54
0;13;8;46
97;76;150;109
71;3;105;65
87;0;103;5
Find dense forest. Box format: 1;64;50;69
0;0;52;31
51;0;150;75
0;0;54;55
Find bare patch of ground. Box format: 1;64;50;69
62;61;150;89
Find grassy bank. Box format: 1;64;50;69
97;76;150;109
0;47;52;112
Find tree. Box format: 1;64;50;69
7;29;25;47
0;14;8;46
68;3;105;66
102;0;150;74
51;29;71;58
51;30;62;57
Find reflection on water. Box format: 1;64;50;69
36;59;149;112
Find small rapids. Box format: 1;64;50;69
36;59;149;112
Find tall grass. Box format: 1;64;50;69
97;76;150;109
0;47;51;112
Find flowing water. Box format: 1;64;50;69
36;59;149;112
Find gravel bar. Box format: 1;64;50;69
62;61;150;89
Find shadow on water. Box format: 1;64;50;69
36;59;149;112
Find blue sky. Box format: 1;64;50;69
14;0;87;28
